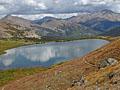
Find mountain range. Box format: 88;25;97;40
0;9;120;39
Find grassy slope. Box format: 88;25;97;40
0;39;37;55
0;68;47;86
0;40;25;54
1;39;120;90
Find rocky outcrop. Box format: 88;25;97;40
98;58;118;69
23;31;41;39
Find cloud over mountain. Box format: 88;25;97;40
0;0;120;15
0;0;119;19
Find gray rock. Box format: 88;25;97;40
98;58;118;69
107;58;118;65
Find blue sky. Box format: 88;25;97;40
0;0;120;20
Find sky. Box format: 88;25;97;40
0;0;120;20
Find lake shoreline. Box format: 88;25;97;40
0;36;114;55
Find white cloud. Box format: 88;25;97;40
0;5;5;11
0;0;119;16
2;58;13;66
0;49;16;66
111;4;120;13
53;0;59;4
17;46;56;62
24;0;47;10
37;3;47;9
81;0;89;5
13;13;78;20
13;14;54;20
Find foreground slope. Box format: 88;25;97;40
1;39;120;90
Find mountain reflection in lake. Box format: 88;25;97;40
0;39;109;70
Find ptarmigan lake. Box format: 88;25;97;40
0;39;109;70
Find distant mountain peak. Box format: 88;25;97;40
2;14;13;20
4;14;12;18
41;16;62;21
0;14;32;28
33;16;60;25
42;16;56;19
2;14;30;21
100;9;114;14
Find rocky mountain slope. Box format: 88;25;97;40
81;18;120;32
0;15;41;39
102;26;120;37
68;10;120;32
39;18;98;38
33;16;60;25
0;9;120;39
68;10;120;23
34;9;120;37
1;38;120;90
0;15;98;39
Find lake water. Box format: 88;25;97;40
0;39;109;70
